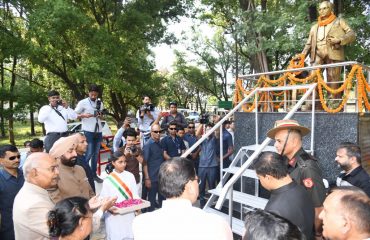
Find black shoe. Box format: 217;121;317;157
94;176;103;183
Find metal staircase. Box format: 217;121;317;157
182;83;318;236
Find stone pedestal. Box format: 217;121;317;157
234;112;370;183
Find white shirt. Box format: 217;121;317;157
133;199;233;240
75;98;103;132
136;108;160;132
38;105;77;133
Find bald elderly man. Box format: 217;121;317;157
13;152;117;240
13;152;59;239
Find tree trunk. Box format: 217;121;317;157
239;0;270;74
29;67;36;135
333;0;343;15
308;3;317;22
8;56;17;145
0;62;5;137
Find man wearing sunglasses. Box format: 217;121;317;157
183;122;200;171
267;119;326;239
143;124;165;211
0;145;24;240
161;122;186;161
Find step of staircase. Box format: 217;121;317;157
203;206;245;236
208;188;268;210
223;166;258;179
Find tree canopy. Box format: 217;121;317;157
1;0;369;144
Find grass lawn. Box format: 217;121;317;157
0;119;118;148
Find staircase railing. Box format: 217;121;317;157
214;83;317;213
181;88;259;183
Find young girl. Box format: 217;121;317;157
100;151;139;240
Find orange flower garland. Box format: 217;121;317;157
232;63;369;114
316;69;349;113
318;12;336;26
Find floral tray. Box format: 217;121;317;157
115;199;151;214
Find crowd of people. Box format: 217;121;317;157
0;88;369;240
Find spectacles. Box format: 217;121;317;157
169;128;177;131
8;155;21;161
188;126;195;129
152;131;161;134
194;176;201;185
37;165;59;173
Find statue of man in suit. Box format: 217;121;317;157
299;1;355;101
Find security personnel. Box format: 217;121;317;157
267;119;326;239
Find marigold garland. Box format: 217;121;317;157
316;69;349;113
233;64;369;114
318;12;336;26
288;53;305;76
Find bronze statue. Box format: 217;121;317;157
298;1;355;102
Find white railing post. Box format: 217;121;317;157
219;125;223;187
255;91;259;146
311;88;315;155
215;83;317;210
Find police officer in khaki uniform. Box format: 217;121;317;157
267;119;326;239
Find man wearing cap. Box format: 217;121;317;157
267;119;326;239
48;135;95;203
38;90;77;152
160;102;187;130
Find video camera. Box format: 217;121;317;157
139;103;154;115
128;145;137;154
56;100;63;106
199;113;209;124
94;98;108;117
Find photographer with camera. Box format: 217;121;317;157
38;90;77;152
75;84;105;183
136;95;159;146
118;128;149;198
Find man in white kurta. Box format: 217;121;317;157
132;157;233;240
